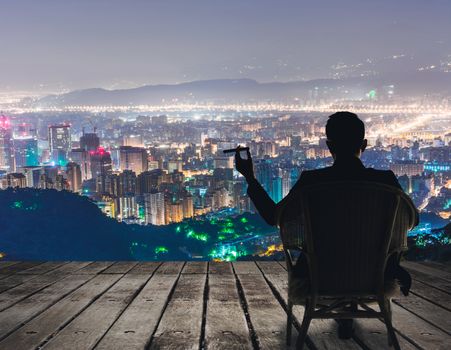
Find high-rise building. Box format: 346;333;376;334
3;173;27;188
181;195;194;218
170;202;184;223
213;156;234;169
90;147;112;179
390;160;424;176
123;134;144;147
66;162;82;192
90;147;112;194
48;124;71;166
119;146;148;175
167;160;183;173
80;132;100;151
118;195;138;221
0;115;14;172
144;192;165;225
69;148;91;180
13;137;38;168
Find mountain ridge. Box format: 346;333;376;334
34;73;451;107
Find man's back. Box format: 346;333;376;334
294;156;402;191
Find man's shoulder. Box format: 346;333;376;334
363;168;402;188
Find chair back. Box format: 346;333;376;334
279;181;416;296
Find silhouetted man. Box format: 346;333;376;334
235;111;419;338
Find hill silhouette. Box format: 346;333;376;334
0;188;276;261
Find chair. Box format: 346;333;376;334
278;181;417;350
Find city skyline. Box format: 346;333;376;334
1;0;451;94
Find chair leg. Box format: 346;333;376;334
379;298;401;350
296;300;312;350
287;300;293;346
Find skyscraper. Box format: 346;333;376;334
90;147;112;179
13;137;38;168
119;146;148;175
80;132;100;151
144;192;165;225
48;124;71;166
0;115;14;172
66;162;82;192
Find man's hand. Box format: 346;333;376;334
234;146;255;181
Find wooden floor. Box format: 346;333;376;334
0;261;449;349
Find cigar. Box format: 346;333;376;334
223;147;249;154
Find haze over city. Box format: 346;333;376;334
1;0;451;95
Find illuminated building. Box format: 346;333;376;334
17;166;42;188
167;160;183;173
69;148;91;180
66;162;82;192
144;192;165;225
48;124;71;166
136;169;165;194
13;137;38;168
170;202;184;223
119;170;136;196
89;147;112;194
123;134;144;147
3;173;27;188
80;132;100;151
0;115;14;172
213;156;234;169
90;147;112;179
181;195;194;218
119;146;148;175
271;177;283;203
255;159;273;194
151;115;168;124
118;195;138;221
390;160;424;176
54;174;68;191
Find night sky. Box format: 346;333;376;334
1;0;450;93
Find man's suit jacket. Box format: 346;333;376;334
246;156;419;295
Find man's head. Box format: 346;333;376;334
325;111;367;158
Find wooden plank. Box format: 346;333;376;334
235;272;297;349
182;261;208;274
73;261;115;275
0;274;121;350
255;261;287;274
101;261;138;274
149;274;206;349
403;261;451;282
418;261;451;274
96;274;179;350
0;262;92;312
404;266;451;295
232;261;260;274
127;262;161;275
393;293;451;335
155;261;185;275
0;274;42;294
261;273;360;350
410;280;451;312
42;274;150;350
18;262;68;275
205;274;253;349
0;262;43;275
45;261;93;277
209;261;232;275
389;302;451;349
0;274;93;340
353;318;418;350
